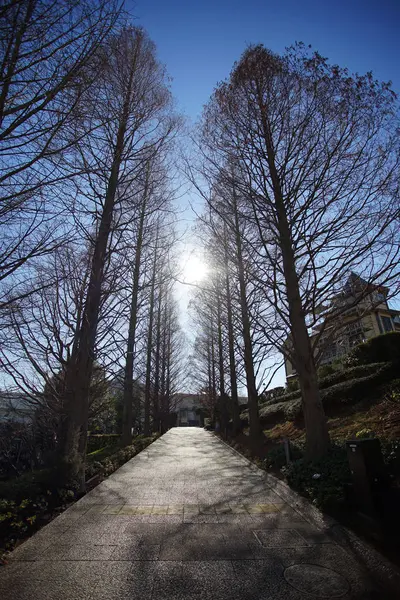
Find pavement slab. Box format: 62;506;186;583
0;428;391;598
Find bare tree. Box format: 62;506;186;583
58;26;178;486
198;44;400;458
0;0;121;310
120;154;178;444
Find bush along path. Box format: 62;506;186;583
0;434;159;564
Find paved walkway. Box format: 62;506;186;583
0;428;387;599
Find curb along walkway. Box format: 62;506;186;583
0;428;392;599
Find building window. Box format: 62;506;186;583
381;315;393;333
321;344;337;363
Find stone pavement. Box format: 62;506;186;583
0;428;390;599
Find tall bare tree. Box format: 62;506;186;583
59;26;178;486
199;44;400;458
0;0;121;310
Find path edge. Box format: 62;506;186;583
213;431;400;594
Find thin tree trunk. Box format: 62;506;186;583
216;290;225;399
152;284;163;432
164;320;171;431
121;168;149;446
144;231;159;436
232;187;260;439
223;225;240;434
210;319;218;426
159;303;167;433
207;336;214;424
216;288;228;437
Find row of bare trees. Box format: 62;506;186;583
189;44;400;459
0;1;185;486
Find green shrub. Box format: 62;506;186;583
85;433;159;481
355;428;375;439
264;443;303;470
260;387;285;405
383;378;400;403
286;378;299;392
346;332;400;366
318;362;386;389
321;361;398;410
0;468;56;502
0;499;41;538
283;444;351;509
87;434;121;453
256;398;302;426
257;363;388;415
317;364;336;379
258;388;302;409
245;361;397;428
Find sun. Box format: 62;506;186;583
182;255;208;284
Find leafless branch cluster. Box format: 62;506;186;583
189;43;400;457
0;5;185;486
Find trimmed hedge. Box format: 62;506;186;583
346;331;400;366
87;434;121;453
259;362;388;411
318;362;387;389
321;362;398;409
259;387;285;405
85;434;159;480
1;433;160;561
241;362;397;427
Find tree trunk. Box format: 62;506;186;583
159;303;168;433
58;62;137;488
144;231;158;436
121;169;149;446
232;188;260;439
152;284;163;432
210;321;217;410
258;96;330;459
216;288;228;437
223;224;240;434
164;321;172;431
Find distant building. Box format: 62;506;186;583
284;274;400;380
172;394;202;426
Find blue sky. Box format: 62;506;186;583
132;0;399;120
129;0;399;389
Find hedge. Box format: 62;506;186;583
321;361;398;410
318;362;387;389
1;433;160;561
259;386;285;405
257;361;390;412
241;362;398;426
85;434;159;480
87;434;121;453
346;331;400;366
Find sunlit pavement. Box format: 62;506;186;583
0;428;386;599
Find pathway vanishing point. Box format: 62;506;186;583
0;428;391;598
